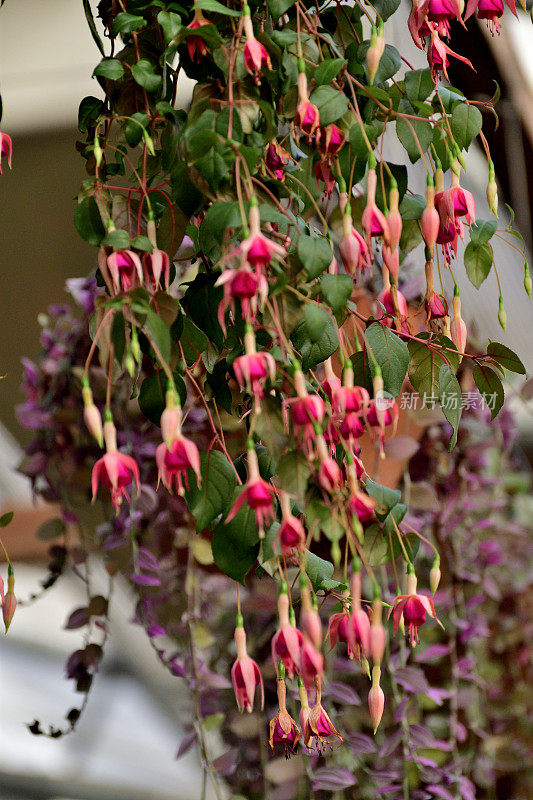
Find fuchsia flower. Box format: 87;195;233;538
186;10;210;61
436;178;476;231
321;359;341;403
107;249;143;293
225;200;285;269
408;0;463;47
216;266;268;333
244;39;272;83
0;131;13;174
367;395;399;443
333;379;369;418
303;676;343;751
465;0;516;33
368;666;385;733
269;672;301;756
233;350;276;406
143;248;170;291
422;177;441;257
328;608;361;660
2;564;16;633
316;434;342;492
451;287;467;355
317;123;345;157
376;287;408;321
231;622;264;713
271;588;303;678
264;140;292;182
427;24;474;81
314;159;336;199
389;567;443;646
286;394;325;453
156;434;201;495
276;515;306;558
295;71;320;139
348;487;376;523
348;568;371;659
300;638;324;692
340;210;372;276
227;447;275;534
300;582;322;650
340;412;365;440
425;289;448;319
362;162;390;245
92;418;140;512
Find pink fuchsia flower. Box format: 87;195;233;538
286;393;325;455
348;564;371;659
107;249;143;293
0;131;13;174
386;179;403;251
436;174;476;231
339;209;372;276
321;358;341;403
369;589;387;664
269;671;301;756
264;140;292;182
226;446;275;534
276;493;306;557
224;199;285;269
92;417;140;512
316;434;343;492
300;580;322;649
362;158;390;246
328;607;361;660
317;123;345;157
427;24;474;81
216;266;268;333
186;9;210;61
304;676;343;751
422;175;441;257
231;621;264;713
243;38;272;84
332;372;369;418
465;0;516;33
301;638;324;692
389;566;444;646
143;248;170;292
368;665;385;733
375;287;408;327
271;587;304;678
366;389;399;454
156;433;201;495
233;350;276;408
295;70;320;140
340;412;365;441
314;159;336;199
348;487;376;523
437;215;460;261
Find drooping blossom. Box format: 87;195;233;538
243;9;272;84
317;123;345;157
224;199;285;269
143;248;170;291
435;170;476;233
348;564;371;659
316;434;342;492
107;248;143;293
408;0;464;47
276;493;306;557
0;131;13;174
271;587;303;678
340;207;372;276
233;347;276;409
328;605;362;661
294;71;320;140
370;589;386;664
339;412;365;441
321;358;341;404
156;433;201;495
303;676;343;751
389;566;443;646
286;392;325;456
450;285;467;357
465;0;516;33
421;174;441;257
2;564;16;633
427;23;474;81
231;620;264;713
186;8;211;61
362;158;390;246
424;258;449;322
91;416;140;512
314;159;336;198
264;140;292;182
216;266;268;333
300;638;325;692
375;286;408;327
366;377;399;455
300;580;322;649
226;446;275;534
332;370;369;419
268;670;301;757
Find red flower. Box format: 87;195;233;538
317;123;345;156
314;159;336;199
244;38;272;84
389;569;443;646
0;131;13;174
186;10;210;61
264;140;292;182
328;609;360;660
427;24;474;81
143;248;170;292
276;513;306;557
231;625;264;713
216;267;268;333
225;202;285;269
362;166;390;245
271;590;303;678
92;421;140;512
465;0;516;33
233;350;276;406
301;638;324;692
107;249;143;293
303;676;343;751
156;434;201;495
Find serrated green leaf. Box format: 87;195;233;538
399;193;425;220
102;229;130;249
464;241;492;289
195;0;241;15
469;219;497;246
396;100;433;163
112;12;145;35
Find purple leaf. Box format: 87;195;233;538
64;607;89;630
415;644;451;663
147;625;166;637
325;680;361;705
131;573;162;586
213;748;238;776
347;733;378;755
176;731;196;760
426;785;455;800
380;729;403;757
312;768;357;791
394;667;430;694
137;547;161;572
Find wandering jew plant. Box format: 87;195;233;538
1;0;532;797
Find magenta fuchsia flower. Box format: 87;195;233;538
271;589;303;678
376;287;408;320
317;123;345;157
436;176;476;231
427;24;474;81
276;511;306;558
143;248;170;291
408;0;463;47
243;38;272;84
233;350;275;407
425;289;448;319
340;412;365;441
186;10;210;61
286;393;325;455
389;568;444;646
156;433;201;495
422;178;441;257
304;676;343;751
328;608;361;660
362;163;390;246
321;359;341;403
436;215;460;261
333;379;369;418
348;569;371;659
225;201;285;269
269;673;301;756
348;487;376;523
366;394;399;441
300;582;322;649
231;623;264;713
295;71;320;140
465;0;516;32
264;140;291;181
91;418;140;512
340;210;372;276
0;131;13;174
301;638;324;692
226;446;275;534
314;159;336;199
107;249;143;293
216;266;268;333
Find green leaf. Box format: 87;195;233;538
396;100;433;163
195;0;241;15
78;96;104;133
125;112;149;148
451;103;483;150
131;59;162;93
277;450;311;504
305;551;335;592
36;518;66;542
349;123;378;158
138;370;186;425
356;42;401;83
405;68;435;103
253;396;289;456
74;196;105;246
0;511;13;528
436;86;464;114
157;10;182;44
195;145;231;189
183;273;224;349
83;0;105;56
399;193;425;220
350;350;373;393
309;85;349;125
267;0;297;19
464;241;492;289
185;451;238;532
297;234;333;279
206;361;232;414
212;489;260;584
408;334;460;401
472;364;504;420
102;229;130;249
365;323;409;397
486;342;526;375
365;479;401;521
320;274;353;314
111;12;145;35
93;59;125;80
145;310;171;367
314;58;346;86
291;310;339;371
111;311;126;365
372;0;401;21
439;364;462;450
131;235;153;253
469;219;497;246
180;316;209;364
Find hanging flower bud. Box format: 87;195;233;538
264;140;292;182
160;382;180;450
314;159;336;198
268;665;301;756
430;555;441;595
143;247;170;292
321;358;342;403
301;635;324;692
231;616;264;713
271;585;303;678
362;155;390;245
81;376;103;448
242;4;272;84
276;493;306;557
295;67;320;140
524;261;532;299
425;258;448;321
348;561;371;658
226;443;275;535
186;8;210;62
386;178;402;251
304;676;343;751
498;295;506;331
0;130;13;174
366;25;383;85
2;564;17;633
486;160;498;216
368;665;385;733
316;434;342;492
450;285;467;360
91;410;141;513
370;586;386;664
422;174;440;257
298;678;311;747
340;206;372;276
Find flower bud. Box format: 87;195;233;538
94;135;103;168
131;326;141;363
368;665;385;733
366;27;382;85
81;378;103;448
524;261;532;299
421;174;440;257
430;555;441;595
161;382;181;449
125;349;136;378
498;295;506;331
3;564;16;633
487;161;498;217
450;285;467;361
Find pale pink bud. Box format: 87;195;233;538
368;666;385;733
